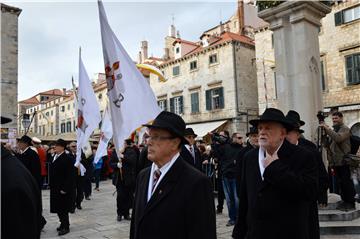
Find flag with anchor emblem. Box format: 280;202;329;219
76;52;101;171
98;0;161;151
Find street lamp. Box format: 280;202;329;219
22;113;31;135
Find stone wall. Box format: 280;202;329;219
1;4;21;130
255;1;360;129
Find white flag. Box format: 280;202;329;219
94;104;113;164
76;51;102;174
98;1;161;151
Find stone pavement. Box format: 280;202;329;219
40;180;360;239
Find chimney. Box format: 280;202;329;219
141;40;148;62
168;24;176;38
220;21;224;34
237;0;244;35
164;48;170;59
138;51;142;63
225;23;230;32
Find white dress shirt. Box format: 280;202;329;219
53;152;64;163
258;141;283;180
147;152;179;202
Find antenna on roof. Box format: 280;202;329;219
171;13;175;25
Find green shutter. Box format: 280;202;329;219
335;11;343;26
179;96;183;114
164;99;168;111
191;93;199;113
219;87;224;109
206;90;211;110
170;98;174;113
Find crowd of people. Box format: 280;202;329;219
1;107;360;239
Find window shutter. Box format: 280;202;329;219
334;11;343;26
179;96;184;114
206;90;211;110
219;87;224;109
164;99;168;111
170;98;174;113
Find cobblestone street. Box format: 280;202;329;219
40;180;360;239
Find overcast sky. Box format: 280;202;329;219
4;0;237;101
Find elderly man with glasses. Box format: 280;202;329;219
130;111;216;239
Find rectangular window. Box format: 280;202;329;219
67;104;70;110
191;92;199;113
335;6;360;26
271;33;274;49
61;106;65;112
158;99;167;111
42;125;45;136
176;47;180;54
51;123;54;135
45;112;49;117
173;66;180;76
74;120;76;131
346;53;360;85
205;87;224;110
51;110;53;116
209;54;218;64
38;126;41;135
61;123;66;133
190;61;197;71
170;96;183;115
66;122;72;132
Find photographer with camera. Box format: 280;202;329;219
211;130;243;226
320;111;356;211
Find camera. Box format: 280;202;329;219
211;132;228;144
316;111;328;123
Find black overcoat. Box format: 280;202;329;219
233;140;318;239
17;147;42;188
1;146;42;239
180;144;202;171
130;156;216;239
49;152;75;214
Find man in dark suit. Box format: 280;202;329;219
16;135;47;230
49;139;75;236
285;110;329;239
232;108;318;239
16;135;42;187
110;139;138;221
180;128;202;171
130;111;216;239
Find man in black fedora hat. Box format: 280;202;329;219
285;110;329;239
130;111;216;239
180;127;202;171
232;108;318;239
49;139;75;236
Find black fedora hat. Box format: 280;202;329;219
246;126;258;137
54;138;67;148
1;116;12;124
249;108;294;131
18;135;32;145
184;128;198;137
143;111;188;144
286;110;305;127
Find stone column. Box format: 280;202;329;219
259;2;331;141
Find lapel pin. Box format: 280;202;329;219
159;190;162;194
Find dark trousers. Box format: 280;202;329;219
84;177;92;198
217;174;225;211
57;212;69;229
335;165;356;203
94;169;101;189
116;182;133;217
75;175;84;206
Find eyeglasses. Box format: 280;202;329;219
70;145;77;148
147;135;176;142
237;137;242;139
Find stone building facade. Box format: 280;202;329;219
255;0;360;135
19;74;108;141
140;1;262;138
1;3;21;143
